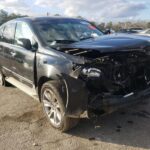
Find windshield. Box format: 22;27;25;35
33;18;103;46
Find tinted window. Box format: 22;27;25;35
15;22;35;49
3;23;16;44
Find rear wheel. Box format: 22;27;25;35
0;71;5;86
41;81;79;132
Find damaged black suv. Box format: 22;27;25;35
0;17;150;131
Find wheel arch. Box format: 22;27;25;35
37;76;54;101
37;73;65;101
37;74;88;118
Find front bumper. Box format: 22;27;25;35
60;74;150;118
89;87;150;112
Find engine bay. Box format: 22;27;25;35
77;51;150;96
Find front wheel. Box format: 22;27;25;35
41;81;79;132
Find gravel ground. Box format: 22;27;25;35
0;85;150;150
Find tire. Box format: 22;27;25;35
0;71;5;86
41;81;79;132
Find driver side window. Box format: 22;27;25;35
15;22;35;50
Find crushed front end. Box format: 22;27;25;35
64;47;150;117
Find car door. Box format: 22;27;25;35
11;21;37;86
0;22;16;76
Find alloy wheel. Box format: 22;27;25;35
42;89;62;127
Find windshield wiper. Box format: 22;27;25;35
47;39;78;44
80;36;94;41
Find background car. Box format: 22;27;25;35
118;28;143;34
137;29;150;36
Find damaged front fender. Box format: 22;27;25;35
51;74;89;118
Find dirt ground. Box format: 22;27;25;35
0;85;150;150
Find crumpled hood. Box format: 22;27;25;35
63;34;150;53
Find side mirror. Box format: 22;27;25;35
17;38;32;50
32;42;38;51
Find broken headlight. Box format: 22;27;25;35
82;68;101;78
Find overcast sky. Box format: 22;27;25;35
0;0;150;22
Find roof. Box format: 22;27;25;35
1;16;87;26
14;16;84;22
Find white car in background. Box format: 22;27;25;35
138;29;150;36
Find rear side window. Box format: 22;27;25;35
3;23;16;44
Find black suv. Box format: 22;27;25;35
0;17;150;131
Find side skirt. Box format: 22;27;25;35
5;77;39;101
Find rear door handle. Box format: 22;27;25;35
10;51;16;57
